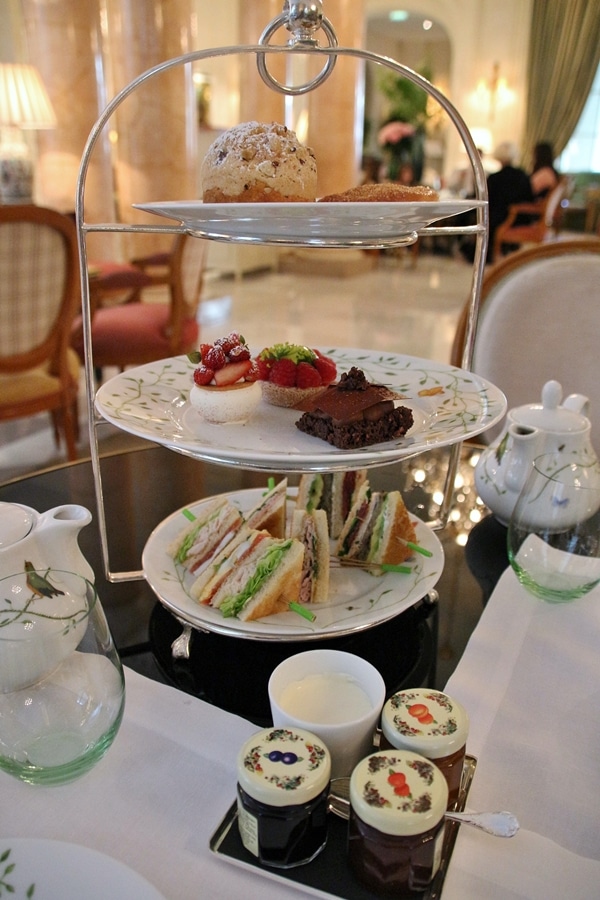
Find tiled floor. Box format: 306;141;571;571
0;247;485;690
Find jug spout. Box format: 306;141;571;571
504;424;541;494
36;505;94;583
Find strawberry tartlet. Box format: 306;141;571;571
256;343;337;408
188;333;261;424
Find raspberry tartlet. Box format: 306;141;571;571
256;343;337;408
188;333;261;424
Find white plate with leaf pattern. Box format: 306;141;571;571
0;839;165;899
95;348;506;472
133;199;487;247
142;486;444;641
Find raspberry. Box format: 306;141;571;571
199;343;213;363
269;358;297;386
204;345;227;371
228;343;251;362
296;361;322;388
193;365;214;386
313;355;337;384
244;360;260;382
255;357;271;380
217;331;242;354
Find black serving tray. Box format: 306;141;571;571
210;755;477;899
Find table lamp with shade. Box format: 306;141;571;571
0;63;57;204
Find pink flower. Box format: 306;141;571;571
378;121;416;146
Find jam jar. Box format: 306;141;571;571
380;689;469;807
236;726;331;869
349;750;448;896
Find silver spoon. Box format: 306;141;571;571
328;778;519;838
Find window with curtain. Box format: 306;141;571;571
557;63;600;173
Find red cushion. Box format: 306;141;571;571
71;303;199;367
90;261;154;289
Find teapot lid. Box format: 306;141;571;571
512;381;589;432
0;502;34;548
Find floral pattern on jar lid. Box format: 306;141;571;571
350;750;448;836
381;689;469;759
237;727;331;807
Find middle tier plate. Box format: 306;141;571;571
95;348;506;472
142;487;444;641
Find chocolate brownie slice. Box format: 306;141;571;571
295;367;413;449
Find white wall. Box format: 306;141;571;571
358;0;533;177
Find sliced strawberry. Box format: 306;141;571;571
213;359;253;386
296;361;322;388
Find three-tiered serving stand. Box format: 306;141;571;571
75;0;495;602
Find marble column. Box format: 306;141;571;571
21;0;196;260
238;0;365;197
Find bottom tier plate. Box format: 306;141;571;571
210;755;477;899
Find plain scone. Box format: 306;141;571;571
201;121;317;203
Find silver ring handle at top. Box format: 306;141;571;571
257;6;338;96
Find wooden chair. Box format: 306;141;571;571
451;239;600;448
0;205;81;461
72;233;208;373
492;177;570;263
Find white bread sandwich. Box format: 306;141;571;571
335;483;417;567
290;508;330;605
295;470;367;539
192;527;304;621
167;497;243;574
244;478;288;538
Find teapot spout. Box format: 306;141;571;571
504;424;541;494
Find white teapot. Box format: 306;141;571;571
0;503;94;690
474;380;600;525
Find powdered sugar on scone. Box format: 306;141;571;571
201;121;317;203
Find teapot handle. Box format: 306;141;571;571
563;393;590;417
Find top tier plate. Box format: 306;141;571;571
95;348;506;472
133;199;486;247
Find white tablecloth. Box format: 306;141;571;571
443;567;600;899
3;568;600;898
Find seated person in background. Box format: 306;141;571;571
459;141;532;263
486;141;533;262
529;141;560;199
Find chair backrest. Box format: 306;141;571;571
544;177;570;228
0;204;79;374
451;239;600;450
166;233;207;355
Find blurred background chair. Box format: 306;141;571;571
73;233;208;376
492;176;571;263
0;204;81;461
451;238;600;449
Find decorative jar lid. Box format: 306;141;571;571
350;750;448;836
381;689;469;759
237;727;331;807
0;502;34;548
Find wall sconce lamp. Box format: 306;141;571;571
0;63;57;204
472;62;514;122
